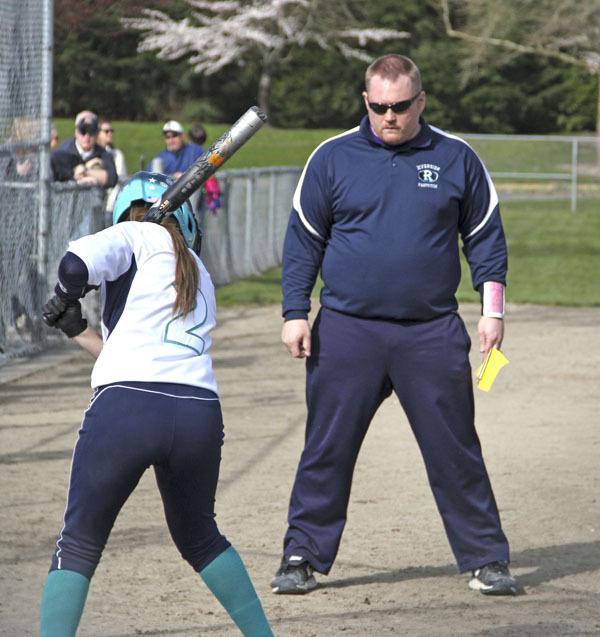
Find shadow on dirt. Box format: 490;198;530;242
324;540;600;591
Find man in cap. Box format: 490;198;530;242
148;120;204;180
51;111;117;187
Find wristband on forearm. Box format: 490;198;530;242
481;281;505;318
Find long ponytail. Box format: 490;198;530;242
129;205;199;316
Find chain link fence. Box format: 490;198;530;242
463;134;600;211
201;167;301;286
0;168;302;364
0;183;106;361
0;0;53;362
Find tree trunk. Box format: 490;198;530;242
258;69;272;120
596;72;600;172
596;72;600;136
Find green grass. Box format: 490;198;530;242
491;198;600;306
465;138;573;174
216;267;284;306
217;198;600;308
55;118;600;182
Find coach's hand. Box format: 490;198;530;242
477;316;504;360
282;319;311;358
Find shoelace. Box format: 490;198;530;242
485;561;508;574
284;560;309;575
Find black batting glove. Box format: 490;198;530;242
55;302;88;338
42;294;68;327
42;295;87;337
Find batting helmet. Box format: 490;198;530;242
113;171;201;254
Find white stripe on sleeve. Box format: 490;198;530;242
292;126;359;239
428;125;499;239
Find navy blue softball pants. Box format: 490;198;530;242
283;308;509;574
50;382;230;579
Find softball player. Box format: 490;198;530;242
39;172;273;636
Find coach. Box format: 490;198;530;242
271;54;521;597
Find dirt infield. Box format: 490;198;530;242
1;303;599;636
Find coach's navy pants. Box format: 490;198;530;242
283;308;509;574
50;382;230;579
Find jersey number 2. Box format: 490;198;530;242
163;290;208;356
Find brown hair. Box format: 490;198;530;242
129;204;199;317
365;54;421;92
189;123;207;146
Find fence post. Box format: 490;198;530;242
37;0;54;337
245;174;254;276
268;172;277;263
570;138;579;212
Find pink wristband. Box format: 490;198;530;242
482;281;505;318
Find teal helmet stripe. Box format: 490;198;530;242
112;171;200;252
172;201;198;251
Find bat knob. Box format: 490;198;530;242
143;204;163;224
251;106;268;122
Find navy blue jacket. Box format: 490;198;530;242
282;117;507;322
147;143;204;177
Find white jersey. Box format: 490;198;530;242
68;221;218;393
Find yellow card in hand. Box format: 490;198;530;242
475;347;509;392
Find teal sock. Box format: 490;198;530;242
40;569;90;637
199;547;274;637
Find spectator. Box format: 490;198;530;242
188;123;221;216
51;111;117;187
97;118;129;216
3;116;38;180
188;123;207;146
97;119;127;181
149;120;221;219
50;126;59;151
202;175;221;216
147;120;203;180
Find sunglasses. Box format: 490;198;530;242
367;91;421;115
164;132;182;139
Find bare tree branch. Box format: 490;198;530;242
438;0;600;133
439;0;590;70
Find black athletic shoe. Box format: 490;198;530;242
469;560;521;595
271;555;318;594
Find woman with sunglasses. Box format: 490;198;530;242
272;54;520;598
97;119;127;181
39;172;274;636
